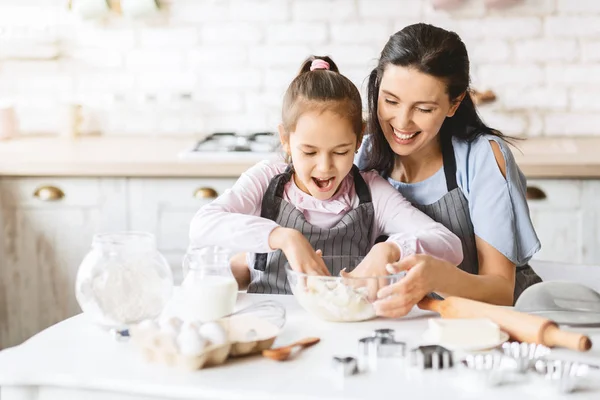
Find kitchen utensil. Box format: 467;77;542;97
225;300;286;330
463;351;518;371
377;339;407;358
535;359;591;394
515;281;600;327
500;342;550;373
332;356;359;376
286;256;405;322
357;336;379;372
419;296;592;352
462;352;520;387
373;328;395;340
410;345;453;370
262;337;320;361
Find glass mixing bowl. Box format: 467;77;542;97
286;256;404;322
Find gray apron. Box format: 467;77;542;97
248;165;374;294
380;136;541;302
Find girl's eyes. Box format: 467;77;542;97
302;152;316;156
334;151;349;156
384;99;398;105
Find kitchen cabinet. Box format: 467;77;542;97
0;176;236;349
1;174;599;350
526;180;600;265
127;177;237;283
0;178;127;349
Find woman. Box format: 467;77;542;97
356;23;542;317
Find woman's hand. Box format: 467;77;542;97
373;254;453;318
340;242;401;300
268;227;330;276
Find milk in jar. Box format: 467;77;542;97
181;246;239;322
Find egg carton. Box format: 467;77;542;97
130;314;280;370
132;327;232;371
227;314;278;357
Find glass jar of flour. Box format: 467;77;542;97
181;246;239;322
75;231;174;329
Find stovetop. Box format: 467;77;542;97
190;132;280;153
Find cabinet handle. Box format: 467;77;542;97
33;186;65;201
526;186;547;201
194;187;218;199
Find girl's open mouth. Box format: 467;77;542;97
312;177;335;192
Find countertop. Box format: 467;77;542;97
0;135;599;178
1;264;600;400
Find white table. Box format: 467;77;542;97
2;260;600;400
1;292;600;400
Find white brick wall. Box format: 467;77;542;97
1;0;600;136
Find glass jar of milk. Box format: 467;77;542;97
181;246;239;322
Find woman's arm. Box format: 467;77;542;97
446;140;516;305
374;140;526;317
433;141;516;305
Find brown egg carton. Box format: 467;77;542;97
130;314;280;370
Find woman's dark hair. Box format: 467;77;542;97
281;55;362;138
363;23;510;173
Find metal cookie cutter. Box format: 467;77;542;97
371;329;407;357
535;359;591;394
357;336;379;372
373;328;395;340
410;345;453;370
332;356;359;377
357;332;407;372
501;342;550;373
462;351;520;387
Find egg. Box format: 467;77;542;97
177;326;208;356
159;317;183;337
198;321;228;346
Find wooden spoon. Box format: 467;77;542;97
262;337;320;361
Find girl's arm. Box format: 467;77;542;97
189;161;329;276
189;161;282;253
367;172;464;266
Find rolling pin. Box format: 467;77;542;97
419;296;592;352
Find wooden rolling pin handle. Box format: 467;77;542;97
542;324;593;352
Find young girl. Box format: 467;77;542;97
189;56;463;295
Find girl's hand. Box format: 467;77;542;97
373;254;451;318
340;242;401;299
342;242;401;277
269;227;330;276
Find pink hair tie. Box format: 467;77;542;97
310;59;330;71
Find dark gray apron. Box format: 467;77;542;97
248;165;374;294
380;136;541;302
